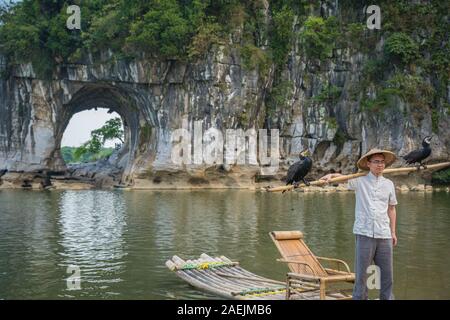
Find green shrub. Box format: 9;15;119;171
432;168;450;185
431;109;439;134
386;73;434;108
299;16;339;61
188;21;223;60
333;128;346;147
384;32;419;65
424;34;450;77
313;85;342;103
266;80;293;114
61;146;114;164
270;5;295;67
361;87;401;112
344;23;366;50
363;58;387;83
240;44;271;78
326;117;338;129
362;72;435;113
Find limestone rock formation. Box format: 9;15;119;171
0;2;448;189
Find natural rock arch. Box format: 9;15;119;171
55;84;142;183
1;48;448;189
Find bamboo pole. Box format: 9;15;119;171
264;162;450;193
215;272;286;286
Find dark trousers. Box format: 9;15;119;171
352;234;394;300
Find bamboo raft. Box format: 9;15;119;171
264;162;450;193
165;253;349;300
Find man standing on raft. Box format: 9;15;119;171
320;149;398;300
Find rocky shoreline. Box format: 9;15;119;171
0;170;448;193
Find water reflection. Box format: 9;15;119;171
0;189;449;299
57;190;127;298
0;191;60;298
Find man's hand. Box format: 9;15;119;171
319;173;342;183
319;174;332;182
392;233;398;246
388;205;397;247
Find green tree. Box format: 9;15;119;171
60;146;75;163
0;1;82;77
74;117;124;161
61;146;114;163
125;0;192;59
92;117;124;144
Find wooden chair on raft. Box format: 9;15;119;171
269;231;355;300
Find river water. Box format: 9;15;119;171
0;189;449;299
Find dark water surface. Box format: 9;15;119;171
0;190;449;299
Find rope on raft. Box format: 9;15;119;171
179;261;237;270
233;286;286;297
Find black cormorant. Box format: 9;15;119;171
403;136;432;169
283;149;312;193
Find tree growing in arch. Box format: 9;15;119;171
73;117;124;162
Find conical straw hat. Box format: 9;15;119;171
357;148;397;171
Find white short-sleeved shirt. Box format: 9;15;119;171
347;172;398;239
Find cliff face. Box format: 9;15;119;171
0;49;272;187
0;2;449;188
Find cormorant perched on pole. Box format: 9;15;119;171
403;136;432;169
283;149;312;193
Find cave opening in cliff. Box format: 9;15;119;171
58;106;130;186
61;108;124;165
53;85;143;187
